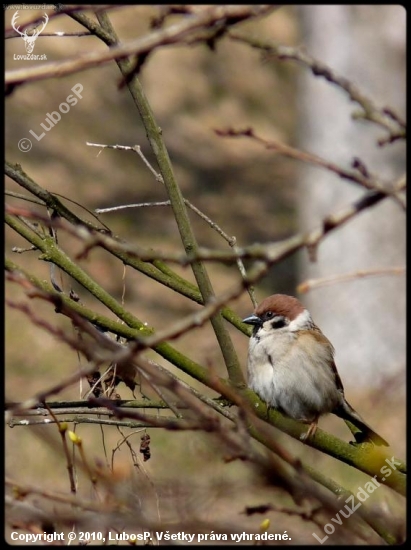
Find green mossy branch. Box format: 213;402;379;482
5;160;249;336
5;235;211;387
242;388;405;496
5;162;102;230
93;11;244;388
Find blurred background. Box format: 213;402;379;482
5;5;405;543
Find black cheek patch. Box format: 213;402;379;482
271;317;286;329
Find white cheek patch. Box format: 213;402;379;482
288;309;312;332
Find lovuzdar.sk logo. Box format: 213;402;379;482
11;11;49;54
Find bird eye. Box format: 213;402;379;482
265;311;273;319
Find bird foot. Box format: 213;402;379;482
301;420;318;443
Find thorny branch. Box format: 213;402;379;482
215;127;406;208
228;30;406;145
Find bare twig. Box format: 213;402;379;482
298;267;406;293
87;138;257;304
228;31;406;145
215;127;405;208
5;6;274;88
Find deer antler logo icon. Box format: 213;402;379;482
11;11;49;54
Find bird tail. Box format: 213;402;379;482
336;400;389;447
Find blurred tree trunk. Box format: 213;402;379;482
296;6;405;387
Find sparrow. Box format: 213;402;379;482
243;294;388;446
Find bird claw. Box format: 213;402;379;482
301;420;318;443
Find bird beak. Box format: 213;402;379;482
242;314;262;326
